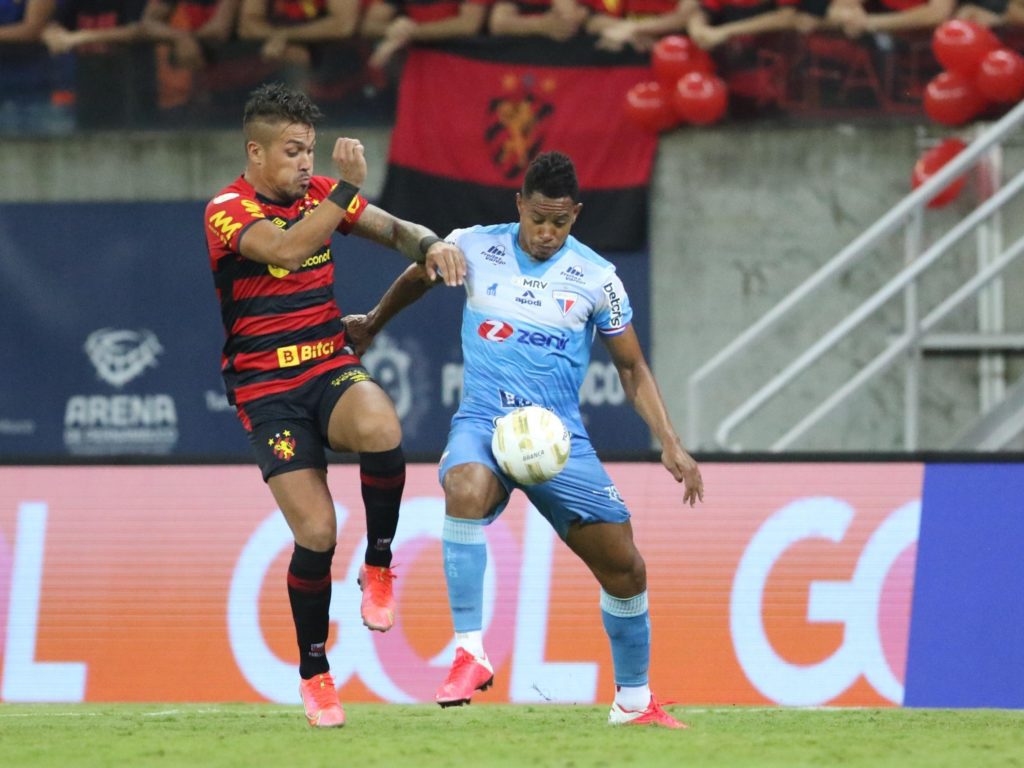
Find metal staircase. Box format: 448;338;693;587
686;100;1024;452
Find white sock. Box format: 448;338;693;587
615;684;651;711
455;631;486;660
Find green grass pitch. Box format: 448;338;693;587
1;703;1021;768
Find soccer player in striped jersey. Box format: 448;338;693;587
344;151;703;728
203;82;465;728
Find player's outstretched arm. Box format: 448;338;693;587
349;206;465;287
604;326;704;506
342;263;440;355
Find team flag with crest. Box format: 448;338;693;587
379;38;656;251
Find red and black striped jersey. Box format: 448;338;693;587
204;174;368;406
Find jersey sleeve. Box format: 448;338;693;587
445;225;478;245
593;268;633;336
205;191;267;253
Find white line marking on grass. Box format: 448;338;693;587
0;706;299;719
0;711;102;718
683;706;873;713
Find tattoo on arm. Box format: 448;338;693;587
351;205;435;263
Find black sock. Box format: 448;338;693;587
287;543;334;679
359;445;405;568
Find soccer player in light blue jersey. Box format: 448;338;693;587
344;151;703;728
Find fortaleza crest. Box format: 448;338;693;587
486;73;556;180
268;430;296;461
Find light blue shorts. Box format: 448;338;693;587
437;413;630;540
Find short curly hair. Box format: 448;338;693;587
522;151;579;202
243;83;322;138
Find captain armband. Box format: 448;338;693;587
328;181;361;212
336;188;369;235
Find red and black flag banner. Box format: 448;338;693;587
379;38;656;251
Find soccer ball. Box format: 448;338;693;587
491;406;571;485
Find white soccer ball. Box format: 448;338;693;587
491;405;571;485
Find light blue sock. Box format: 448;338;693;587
600;589;651;687
442;516;488;633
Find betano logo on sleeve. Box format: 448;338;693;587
276;339;335;368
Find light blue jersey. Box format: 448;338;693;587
448;222;633;436
438;223;634;538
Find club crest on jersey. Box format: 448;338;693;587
268;430;296;461
552;290;579;316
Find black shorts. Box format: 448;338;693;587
239;363;375;481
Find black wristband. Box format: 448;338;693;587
329;181;360;211
418;235;442;263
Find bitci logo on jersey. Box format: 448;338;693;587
478;319;514;342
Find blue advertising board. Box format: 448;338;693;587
0;202;651;458
903;463;1024;708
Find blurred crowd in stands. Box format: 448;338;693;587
2;0;1024;131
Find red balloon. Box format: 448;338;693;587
651;35;713;89
976;48;1024;103
932;19;1000;77
623;80;679;133
923;71;987;126
671;71;728;126
911;138;968;209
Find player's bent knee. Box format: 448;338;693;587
357;418;402;452
444;466;503;519
330;382;403;451
332;411;402;453
291;521;338;552
598;552;646;598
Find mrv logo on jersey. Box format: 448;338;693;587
513;276;548;290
